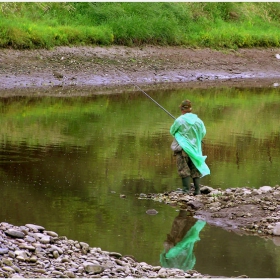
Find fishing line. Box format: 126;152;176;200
133;84;176;120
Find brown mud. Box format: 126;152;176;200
139;185;280;244
1;46;280;97
0;45;280;240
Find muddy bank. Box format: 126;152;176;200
1;46;280;96
138;185;280;244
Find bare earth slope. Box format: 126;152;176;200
1;46;280;96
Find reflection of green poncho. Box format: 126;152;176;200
170;113;210;177
160;220;206;271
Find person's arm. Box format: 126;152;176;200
170;118;180;136
199;120;206;139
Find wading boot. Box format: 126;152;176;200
193;177;201;195
182;176;191;194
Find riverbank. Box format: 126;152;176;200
1;46;280;97
0;222;222;278
1;46;280;278
139;185;280;242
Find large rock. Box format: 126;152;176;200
25;224;45;232
201;186;214;194
259;186;272;193
83;262;105;274
5;229;25;239
0;248;9;255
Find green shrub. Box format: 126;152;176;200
1;2;280;49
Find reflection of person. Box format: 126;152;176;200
170;100;210;195
160;210;206;271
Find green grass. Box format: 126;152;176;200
1;2;280;49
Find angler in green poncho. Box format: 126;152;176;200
170;100;210;195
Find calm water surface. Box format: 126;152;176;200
0;86;280;277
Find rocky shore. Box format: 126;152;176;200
0;222;216;278
139;185;280;241
1;185;279;278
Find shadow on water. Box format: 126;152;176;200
0;87;280;277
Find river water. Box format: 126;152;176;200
0;86;280;277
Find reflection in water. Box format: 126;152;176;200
160;210;206;271
0;88;280;277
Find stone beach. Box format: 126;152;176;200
139;185;280;240
0;222;215;278
1;185;279;278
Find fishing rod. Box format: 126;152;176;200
134;83;204;144
133;84;176;120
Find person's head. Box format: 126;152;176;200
179;100;192;114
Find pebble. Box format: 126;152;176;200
0;222;210;278
146;209;158;215
144;185;280;236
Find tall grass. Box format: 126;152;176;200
1;2;280;49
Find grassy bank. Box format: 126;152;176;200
1;2;280;49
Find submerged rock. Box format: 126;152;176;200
146;209;158;215
140;185;280;237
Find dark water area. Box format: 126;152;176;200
0;86;280;277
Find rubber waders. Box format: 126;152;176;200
182;176;191;194
193;177;201;195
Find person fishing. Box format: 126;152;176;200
170;100;210;195
134;86;210;194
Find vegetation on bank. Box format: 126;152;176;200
1;2;280;50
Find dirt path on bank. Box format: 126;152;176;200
1;45;280;96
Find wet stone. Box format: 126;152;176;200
259;186;272;193
34;268;47;274
108;252;122;258
273;222;280;236
80;242;90;254
19;244;36;251
146;209;158;215
24;235;36;243
53;250;59;259
25;224;45;232
45;230;58;237
5;229;25;239
29;255;38;263
40;236;51;244
65;271;76;278
0;248;9;255
2;258;13;266
83;262;105;274
50;245;63;254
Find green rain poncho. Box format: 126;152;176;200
170;113;210;177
